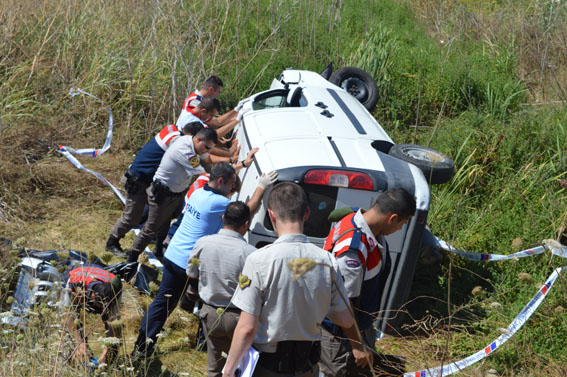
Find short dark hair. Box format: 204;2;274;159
198;97;221;113
267;182;308;222
224;201;250;229
196;128;218;145
372;188;416;219
203;75;223;90
182;121;204;136
210;162;236;182
91;282;120;306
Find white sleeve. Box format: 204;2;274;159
173;148;205;177
335;249;364;298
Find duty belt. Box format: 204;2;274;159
257;340;320;374
204;302;241;314
125;167;152;184
152;179;179;196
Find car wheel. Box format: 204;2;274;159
389;144;455;184
329;67;379;111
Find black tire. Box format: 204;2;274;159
389;144;455;185
329;67;379;111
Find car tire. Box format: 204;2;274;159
389;144;455;184
329;67;379;111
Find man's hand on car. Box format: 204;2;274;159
258;171;278;190
234;98;250;112
244;147;259;167
230;141;241;163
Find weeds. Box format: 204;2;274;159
486;80;527;120
1;0;567;376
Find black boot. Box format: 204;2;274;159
105;236;126;258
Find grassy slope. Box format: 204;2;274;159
1;0;567;376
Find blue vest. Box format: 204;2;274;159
129;127;182;181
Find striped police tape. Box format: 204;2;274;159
63;88;114;158
404;239;566;377
58;145;126;204
58;89;162;269
433;237;567;261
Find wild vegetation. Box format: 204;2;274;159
1;0;566;376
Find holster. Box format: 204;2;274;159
258;341;320;374
123;169;147;195
150;180;176;203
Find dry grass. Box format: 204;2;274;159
1;0;566;376
408;0;567;103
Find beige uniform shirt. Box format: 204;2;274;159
153;135;205;193
232;234;349;353
188;229;256;308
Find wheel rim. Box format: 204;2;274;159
341;77;369;102
403;147;445;163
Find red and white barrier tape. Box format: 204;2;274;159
433;237;567;261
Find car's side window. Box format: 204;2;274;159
252;88;307;110
253;93;287;110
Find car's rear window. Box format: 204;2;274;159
263;184;337;238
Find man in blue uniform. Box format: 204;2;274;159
127;125;219;264
105;121;204;256
131;162;277;359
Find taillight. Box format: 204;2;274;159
304;170;374;190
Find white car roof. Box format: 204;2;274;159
242;70;393;172
238;69;430;210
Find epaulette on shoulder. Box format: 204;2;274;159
328;206;360;222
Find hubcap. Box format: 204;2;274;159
341;77;368;102
405;148;444;163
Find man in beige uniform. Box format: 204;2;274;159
127;127;218;263
223;182;373;377
188;201;256;377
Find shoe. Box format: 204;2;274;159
123;261;138;282
131;344;155;366
105;236;126;257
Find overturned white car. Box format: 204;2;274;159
232;67;454;333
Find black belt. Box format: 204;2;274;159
205;302;241;314
125;168;152;184
152;179;179;196
257;341;320;374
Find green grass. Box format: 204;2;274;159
1;0;567;376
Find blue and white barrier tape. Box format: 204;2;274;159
405;266;564;377
63;88;114;158
58;145;126;204
433;237;567;261
404;239;567;376
58;89;162;268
